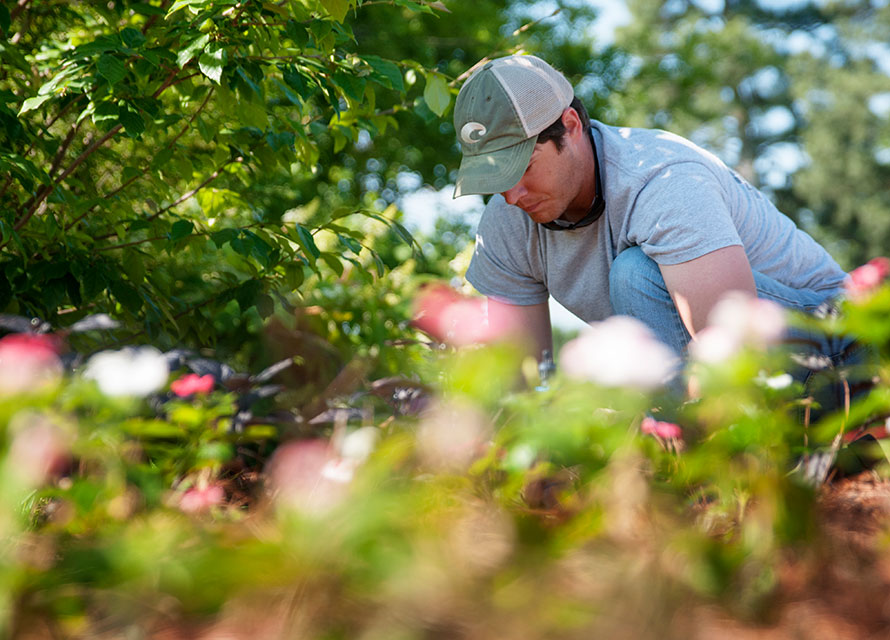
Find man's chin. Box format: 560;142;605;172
526;209;560;225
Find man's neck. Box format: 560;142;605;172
560;131;598;223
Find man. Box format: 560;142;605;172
453;54;852;369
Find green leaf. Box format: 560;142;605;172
92;101;119;128
198;44;226;84
110;280;143;313
118;103;145;137
19;94;51;114
120;28;146;49
320;253;344;277
371;251;385;278
211;228;238;248
320;0;350;22
364;55;404;92
176;33;210;68
337;233;362;254
97;54;127;85
122;418;186;439
123;252;146;284
283;263;305;290
256;293;274;318
235;279;262;309
0;4;10;35
168;220;194;242
292;224;320;261
82;266;107;299
423;72;451;117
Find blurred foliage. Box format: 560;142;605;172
2;276;890;638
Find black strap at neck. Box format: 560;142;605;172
541;133;605;231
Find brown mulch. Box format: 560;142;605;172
693;472;890;640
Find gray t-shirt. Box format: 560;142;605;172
465;120;847;322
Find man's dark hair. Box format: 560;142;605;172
536;97;590;152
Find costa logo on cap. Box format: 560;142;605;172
460;122;487;144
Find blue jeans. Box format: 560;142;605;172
608;247;873;417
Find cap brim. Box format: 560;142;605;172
453;136;536;198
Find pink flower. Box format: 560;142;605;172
0;333;63;395
412;284;519;347
8;411;70;487
265;439;353;514
690;293;786;363
641;416;682;440
170;373;215;397
845;257;890;300
559;316;680;390
178;484;225;513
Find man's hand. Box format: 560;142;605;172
659;245;757;337
487;298;553;360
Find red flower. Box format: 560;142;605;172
641;416;682;440
170;373;215;396
845;257;890;299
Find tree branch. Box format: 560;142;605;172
9;68;183;237
9;0;31;23
64;87;216;233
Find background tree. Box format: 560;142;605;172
608;0;890;268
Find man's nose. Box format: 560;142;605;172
502;180;526;206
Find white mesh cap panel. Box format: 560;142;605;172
490;56;574;137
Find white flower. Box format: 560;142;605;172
754;370;794;390
84;346;169;397
338;426;379;463
559;316;680;390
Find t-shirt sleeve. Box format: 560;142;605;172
626;162;742;265
465;199;549;305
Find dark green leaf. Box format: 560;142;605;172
82;266;107;300
118;103;145;137
0;4;10;35
364;55;404;92
97;54;126;85
110;280;143;313
256;293;274;318
120;28;146;49
235;279;262;309
168;220;194;242
293;224;320;260
285;20;308;46
211;228;238;248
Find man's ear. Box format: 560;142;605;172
561;106;582;137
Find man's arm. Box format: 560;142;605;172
487;298;553;360
659;245;757;337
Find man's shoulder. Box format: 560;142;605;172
593;120;727;179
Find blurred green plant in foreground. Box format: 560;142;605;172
1;263;889;639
